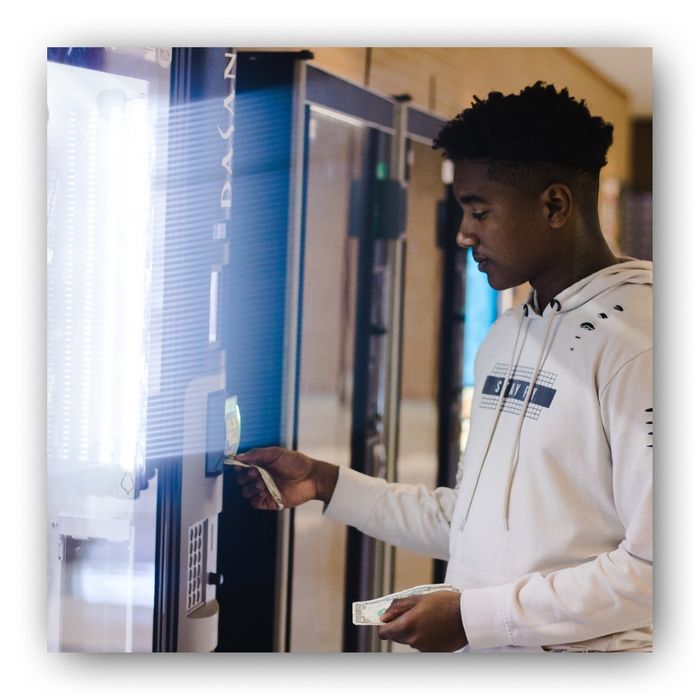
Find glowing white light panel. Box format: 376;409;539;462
47;63;152;478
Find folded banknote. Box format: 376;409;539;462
225;458;284;510
352;583;460;625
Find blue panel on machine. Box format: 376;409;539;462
225;52;297;452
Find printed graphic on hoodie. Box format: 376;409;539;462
480;362;557;420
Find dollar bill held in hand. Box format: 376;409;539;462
225;458;284;510
352;583;460;625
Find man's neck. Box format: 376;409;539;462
531;234;618;312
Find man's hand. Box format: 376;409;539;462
234;446;339;510
377;591;467;652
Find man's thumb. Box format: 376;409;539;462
380;596;416;622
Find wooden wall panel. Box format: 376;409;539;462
305;47;631;182
305;47;367;86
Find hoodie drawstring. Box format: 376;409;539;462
459;304;530;532
502;298;561;529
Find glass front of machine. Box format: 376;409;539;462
47;49;172;651
292;105;394;651
47;47;234;653
391;139;446;619
290;106;362;651
290;65;402;652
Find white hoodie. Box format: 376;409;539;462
324;259;653;652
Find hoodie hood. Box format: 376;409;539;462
526;258;653;316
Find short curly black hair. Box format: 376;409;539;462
433;81;614;174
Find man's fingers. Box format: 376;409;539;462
236;467;262;486
377;616;411;644
235;466;264;484
380;596;418;623
251;491;278;511
241;479;266;499
235;446;280;466
377;596;420;643
379;605;404;623
239;470;282;510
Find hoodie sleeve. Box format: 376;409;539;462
323;466;457;561
460;349;653;649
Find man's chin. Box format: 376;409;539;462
483;273;508;291
483;269;523;292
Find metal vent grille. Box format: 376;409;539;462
186;520;207;613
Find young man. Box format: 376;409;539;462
235;82;653;652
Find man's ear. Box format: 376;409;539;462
541;183;573;229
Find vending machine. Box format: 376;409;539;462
47;47;237;652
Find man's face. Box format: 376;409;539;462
452;160;554;291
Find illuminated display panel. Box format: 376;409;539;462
47;56;169;652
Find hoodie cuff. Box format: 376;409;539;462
460;585;514;650
322;466;387;530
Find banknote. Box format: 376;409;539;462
352;583;460;625
224;458;285;510
224;396;242;458
223;395;284;510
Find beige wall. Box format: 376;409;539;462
305;47;631;183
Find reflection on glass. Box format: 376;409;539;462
392;142;445;644
290;108;367;652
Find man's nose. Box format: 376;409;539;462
456;218;478;248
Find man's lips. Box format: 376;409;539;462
473;253;489;271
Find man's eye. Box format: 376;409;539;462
472;211;488;221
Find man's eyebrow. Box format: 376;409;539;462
457;194;489;205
